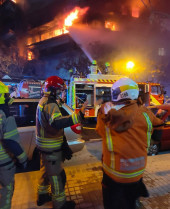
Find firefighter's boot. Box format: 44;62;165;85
60;200;76;209
37;193;52;206
136;199;143;209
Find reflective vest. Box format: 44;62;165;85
36;95;81;152
96;101;163;183
0;110;27;170
90;65;98;74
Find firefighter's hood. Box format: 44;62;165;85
104;100;138;133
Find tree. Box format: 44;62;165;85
0;41;26;77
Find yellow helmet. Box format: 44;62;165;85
0;81;9;104
105;62;110;67
92;60;97;65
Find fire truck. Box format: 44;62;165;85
17;80;43;98
67;74;165;118
138;82;165;106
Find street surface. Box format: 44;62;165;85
12;139;170;209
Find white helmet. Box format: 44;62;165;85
111;78;139;102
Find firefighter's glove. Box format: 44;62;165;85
62;137;73;161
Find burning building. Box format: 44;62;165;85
25;6;91;80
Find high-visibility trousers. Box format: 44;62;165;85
38;151;66;209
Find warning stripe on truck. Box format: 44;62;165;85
74;78;116;83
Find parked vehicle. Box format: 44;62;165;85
9;99;85;163
17;80;43;98
148;104;170;155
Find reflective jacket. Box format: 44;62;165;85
96;100;163;183
90;64;98;74
0;110;27;170
36;94;83;152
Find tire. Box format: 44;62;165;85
148;144;160;156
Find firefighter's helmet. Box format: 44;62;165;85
111;77;139;102
0;81;9;104
105;62;110;67
44;76;66;93
92;60;97;65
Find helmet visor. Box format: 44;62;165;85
111;87;121;101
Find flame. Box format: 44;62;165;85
105;21;117;31
27;50;33;60
11;0;16;3
64;7;89;27
27;6;89;45
132;7;139;18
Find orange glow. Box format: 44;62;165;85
65;9;79;27
132;7;139;18
105;21;117;31
27;6;88;45
27;51;33;60
64;7;89;27
11;0;16;3
54;28;68;36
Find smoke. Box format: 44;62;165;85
15;0;29;11
67;15;170;82
69;24;120;62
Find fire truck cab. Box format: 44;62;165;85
138;82;164;106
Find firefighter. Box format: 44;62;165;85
36;75;88;209
0;81;27;209
89;60;102;74
96;77;164;209
104;62;113;74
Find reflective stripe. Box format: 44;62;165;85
38;104;43;111
72;113;78;124
105;126;113;151
52;177;65;202
56;194;65;202
40;127;44;138
0;182;14;209
38;185;51;194
17;152;27;161
103;163;145;178
36;136;63;142
150;95;161;105
52;192;65;202
53;176;59;195
120;84;139;92
49;113;62;125
0;144;12;162
36;136;63;149
4;129;18;139
110;152;115;169
0;118;2;124
0;152;9;160
143;112;152;150
120;157;145;171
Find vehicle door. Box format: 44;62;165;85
10;100;38;160
161;112;170;150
